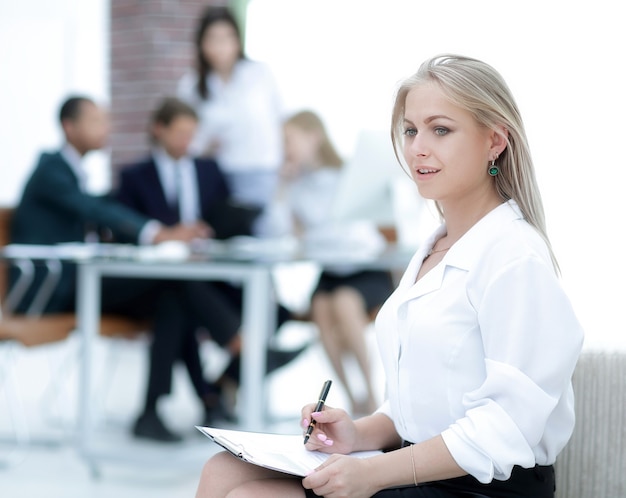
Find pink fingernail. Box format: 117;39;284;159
317;433;327;442
324;439;334;446
312;411;322;417
302;418;309;428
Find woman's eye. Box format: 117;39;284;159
434;127;449;136
404;128;417;137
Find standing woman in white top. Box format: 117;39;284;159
194;54;584;498
177;6;284;211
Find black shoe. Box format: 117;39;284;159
202;399;238;426
201;386;238;427
266;344;308;373
202;403;238;427
133;411;183;443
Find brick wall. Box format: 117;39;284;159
109;0;228;175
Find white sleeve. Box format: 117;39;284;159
176;72;196;103
441;256;583;483
138;220;162;246
253;198;293;238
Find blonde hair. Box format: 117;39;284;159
285;110;343;168
391;54;558;271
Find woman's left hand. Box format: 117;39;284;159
302;454;380;498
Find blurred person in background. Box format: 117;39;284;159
177;6;284;223
263;110;394;416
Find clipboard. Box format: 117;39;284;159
197;426;383;477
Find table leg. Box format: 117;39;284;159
76;264;101;476
239;266;275;430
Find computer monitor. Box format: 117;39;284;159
330;129;401;226
330;129;439;248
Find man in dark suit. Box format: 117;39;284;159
115;105;259;241
10;96;218;443
116;98;304;426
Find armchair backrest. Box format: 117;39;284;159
555;348;626;497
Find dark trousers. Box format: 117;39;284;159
114;279;243;407
141;280;242;405
96;278;211;408
24;273;242;411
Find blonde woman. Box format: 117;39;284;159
194;55;583;498
268;110;394;416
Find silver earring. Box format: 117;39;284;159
488;160;499;176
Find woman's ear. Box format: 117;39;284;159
490;125;509;158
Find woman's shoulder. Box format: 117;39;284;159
456;201;555;279
238;58;269;70
176;70;200;98
480;209;554;275
497;203;549;253
236;59;274;79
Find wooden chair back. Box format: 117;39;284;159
0;207;13;303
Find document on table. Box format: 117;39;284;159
196;426;383;477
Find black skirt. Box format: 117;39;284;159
312;270;394;313
304;464;554;498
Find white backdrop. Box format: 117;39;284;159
0;0;110;205
247;0;626;346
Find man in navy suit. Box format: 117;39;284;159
116;98;303;433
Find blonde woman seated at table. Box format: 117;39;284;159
194;54;584;498
261;110;394;416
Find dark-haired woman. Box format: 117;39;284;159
177;6;284;218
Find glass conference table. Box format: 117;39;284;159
3;237;415;473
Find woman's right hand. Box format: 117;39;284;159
301;404;357;455
154;222;212;243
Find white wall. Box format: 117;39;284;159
246;0;626;345
0;0;110;205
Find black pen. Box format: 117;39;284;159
303;380;332;444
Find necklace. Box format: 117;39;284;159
426;246;451;257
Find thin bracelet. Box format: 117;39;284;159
410;444;418;486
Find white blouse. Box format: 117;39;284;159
286;167;341;230
257;168;339;236
176;59;284;173
375;200;584;483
